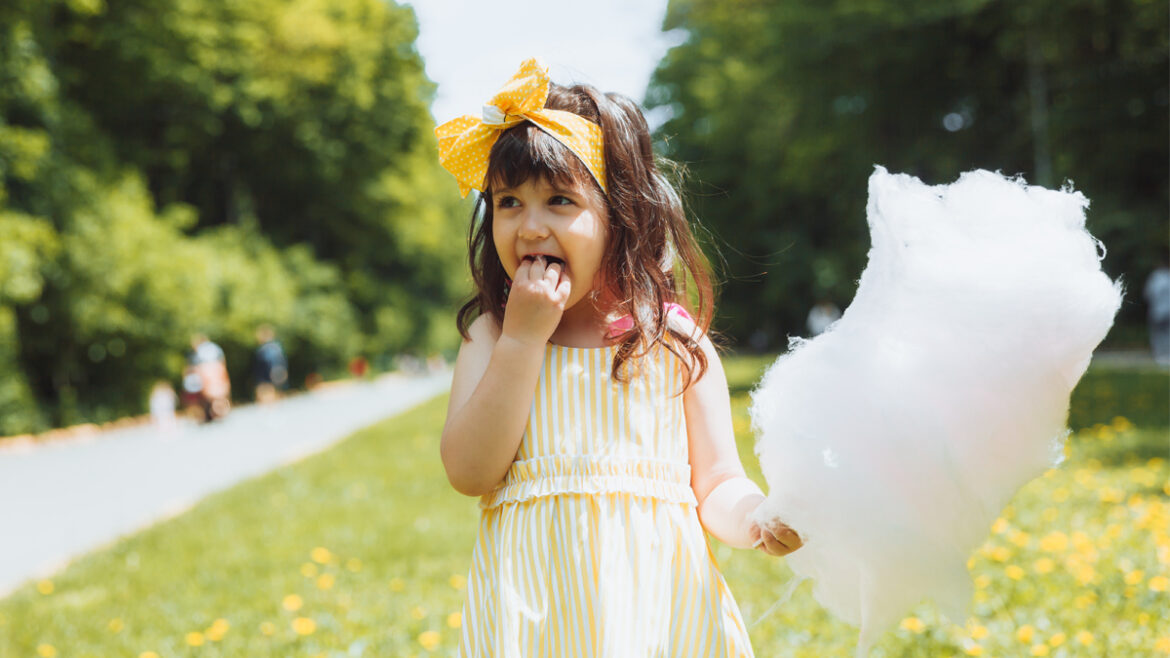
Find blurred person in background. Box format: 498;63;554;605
253;324;289;403
149;379;178;433
182;333;232;422
1144;248;1170;366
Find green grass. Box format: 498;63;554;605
2;359;1167;657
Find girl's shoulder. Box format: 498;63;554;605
465;313;502;347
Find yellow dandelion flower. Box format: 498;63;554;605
1149;575;1169;592
1074;469;1095;485
311;547;333;564
390;577;405;592
1099;487;1124;503
1074;565;1097;585
186;631;205;647
1111;415;1133;431
418;630;441;650
1040;532;1068;553
206;618;230;641
260;621;276;636
449;574;467;590
1155;636;1170;652
283;594;304;611
990;546;1012;562
411;606;427;620
346;558;362;572
1049;632;1066;646
1033;558;1055;574
36;645;56;658
1139;613;1150;626
108;617;124;632
974;574;991;589
1075;630;1093;645
1071;530;1093;551
139;652;160;658
1005;565;1025;580
1030;643;1049;655
36;580;54;595
292;616;316;635
1017;624;1035;643
1129;493;1146;508
899;617;925;633
1009;531;1031;547
1125;570;1145;585
1051;487;1070;502
447;612;462;628
991;518;1009;534
301;562;319;578
964;644;983;656
969;624;989;639
316;574;335;590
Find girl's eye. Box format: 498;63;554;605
496;196;519;209
549;195;574;206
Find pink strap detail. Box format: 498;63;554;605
607;303;692;336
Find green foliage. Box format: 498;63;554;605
650;0;1168;346
0;0;466;433
0;359;1165;656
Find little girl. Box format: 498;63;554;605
436;58;801;657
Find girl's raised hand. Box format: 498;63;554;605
501;256;571;347
749;519;803;557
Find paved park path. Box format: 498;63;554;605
0;370;451;597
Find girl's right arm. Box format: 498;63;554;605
440;258;570;497
439;315;547;496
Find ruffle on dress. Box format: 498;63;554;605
479;454;696;509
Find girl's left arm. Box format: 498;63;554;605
685;331;802;556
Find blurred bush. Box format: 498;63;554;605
0;0;465;434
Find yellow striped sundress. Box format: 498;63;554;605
457;342;754;657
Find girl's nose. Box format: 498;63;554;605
518;210;550;240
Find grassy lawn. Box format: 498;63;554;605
1;358;1166;657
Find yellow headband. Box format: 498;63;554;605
435;58;607;198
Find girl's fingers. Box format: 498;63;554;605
760;533;785;555
514;257;533;283
543;262;562;286
756;527;800;556
780;528;802;550
554;272;571;302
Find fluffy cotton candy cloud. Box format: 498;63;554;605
749;167;1122;657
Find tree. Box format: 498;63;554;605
649;0;1167;346
0;0;465;434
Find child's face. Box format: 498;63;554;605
492;176;608;312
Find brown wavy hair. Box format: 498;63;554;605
456;83;714;388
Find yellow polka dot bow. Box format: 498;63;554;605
435;58;607;197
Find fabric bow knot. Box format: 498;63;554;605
435;58;607;197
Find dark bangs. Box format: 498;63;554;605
485;123;602;197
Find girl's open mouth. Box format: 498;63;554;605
522;255;566;268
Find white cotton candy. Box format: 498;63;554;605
748;167;1122;656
